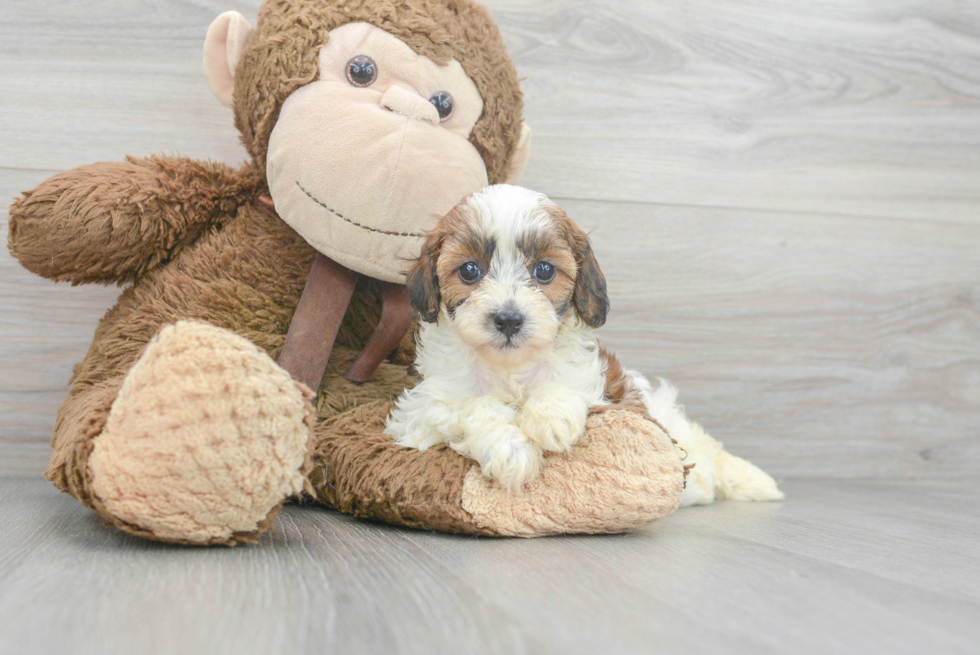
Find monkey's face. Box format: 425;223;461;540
265;23;490;283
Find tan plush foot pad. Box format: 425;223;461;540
311;403;684;537
88;321;313;545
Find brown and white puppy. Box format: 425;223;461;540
385;185;610;490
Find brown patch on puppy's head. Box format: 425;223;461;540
234;0;524;181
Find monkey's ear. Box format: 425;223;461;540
504;123;533;184
406;238;442;323
203;11;253;107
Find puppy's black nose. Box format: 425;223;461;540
493;311;523;337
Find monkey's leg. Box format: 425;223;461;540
307;401;686;536
277;253;412;387
278;252;359;390
48;321;314;545
344;282;414;383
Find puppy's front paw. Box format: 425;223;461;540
519;392;588;453
465;425;543;492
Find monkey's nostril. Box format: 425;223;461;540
493;311;523;337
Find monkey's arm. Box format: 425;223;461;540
7;155;259;285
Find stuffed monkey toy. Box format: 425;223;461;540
7;0;686;545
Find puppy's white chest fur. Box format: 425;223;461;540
386;317;607;491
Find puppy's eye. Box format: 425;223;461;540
458;261;481;284
429;91;454;121
533;261;556;283
345;55;378;87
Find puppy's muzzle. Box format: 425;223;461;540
492;310;524;337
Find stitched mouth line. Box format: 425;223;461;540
296;181;424;238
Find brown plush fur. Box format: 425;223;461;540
7;0;684;544
8;157;260;285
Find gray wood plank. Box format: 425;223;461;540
0;1;257;170
494;0;980;222
0;478;977;655
0;392;65;478
2;1;979;220
573;198;980;479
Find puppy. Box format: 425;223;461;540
385;185;610;491
386;184;786;503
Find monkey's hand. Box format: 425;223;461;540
518;384;590;453
7;155;258;285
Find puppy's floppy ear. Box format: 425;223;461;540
552;205;610;328
406;230;443;323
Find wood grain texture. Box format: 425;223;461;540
0;478;977;654
1;0;979;479
489;0;980;222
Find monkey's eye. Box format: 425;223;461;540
459;261;482;284
533;261;556;283
345;55;378;87
429;91;454;121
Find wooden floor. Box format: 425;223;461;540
1;1;979;653
0;478;977;654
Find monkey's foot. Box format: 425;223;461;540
462;408;685;536
88;321;313;545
